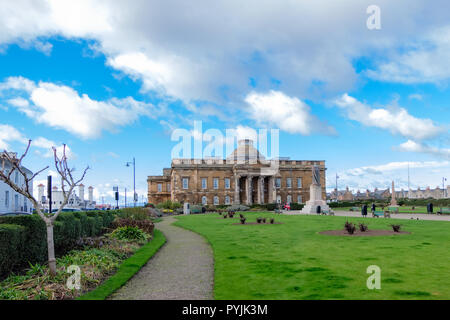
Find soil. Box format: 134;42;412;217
319;229;410;236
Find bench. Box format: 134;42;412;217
322;209;335;216
373;210;390;218
438;207;450;215
387;206;399;213
350;207;360;212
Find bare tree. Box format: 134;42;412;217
0;140;89;275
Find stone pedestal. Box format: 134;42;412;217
300;184;330;214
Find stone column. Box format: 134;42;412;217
257;176;264;204
234;175;240;204
246;176;253;205
268;176;274;203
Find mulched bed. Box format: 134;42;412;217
319;229;410;237
231;222;284;225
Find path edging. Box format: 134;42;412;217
78;229;166;300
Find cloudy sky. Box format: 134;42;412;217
0;0;449;204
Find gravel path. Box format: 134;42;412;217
284;210;450;221
109;216;214;300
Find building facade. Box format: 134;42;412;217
148;140;326;205
0;152;34;215
37;184;96;211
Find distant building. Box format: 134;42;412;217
37;184;96;211
0;152;34;214
402;186;450;200
148;139;327;205
327;187;391;201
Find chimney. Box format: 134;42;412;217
79;184;85;201
38;184;44;203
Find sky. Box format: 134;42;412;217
0;0;449;205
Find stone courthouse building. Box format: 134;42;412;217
147;140;326;206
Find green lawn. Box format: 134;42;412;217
174;212;450;300
335;206;430;213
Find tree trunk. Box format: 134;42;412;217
46;222;57;276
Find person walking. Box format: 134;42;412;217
371;203;376;216
362;204;368;217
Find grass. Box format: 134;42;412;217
77;229;166;300
174;212;450;300
335;206;431;213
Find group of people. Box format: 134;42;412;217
361;203;377;217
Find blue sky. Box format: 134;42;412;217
0;0;449;204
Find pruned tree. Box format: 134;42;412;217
0;140;89;275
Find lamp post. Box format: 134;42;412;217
126;157;136;207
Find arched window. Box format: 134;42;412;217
287;195;292;204
225;196;230;205
213;196;219;205
202;196;207;205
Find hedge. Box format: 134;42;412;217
0;224;27;276
0;210;116;278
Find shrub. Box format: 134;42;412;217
156;200;182;210
270;218;275;224
0;224;26;276
117;207;149;220
359;223;368;232
0;215;47;267
262;218;267;223
240;218;246;224
111;218;155;234
391;224;401;232
344;222;356;234
110;226;149;241
290;203;304;210
227;205;250;212
256;217;263;224
0;211;116;278
223;214;228;219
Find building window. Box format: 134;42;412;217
275;178;281;189
213;178;219;189
225;195;231;204
5;191;9;208
213;196;219;205
224;178;230;189
14;171;19;184
14;195;19;210
297;178;302;188
297;195;302;203
182;178;189;189
287;195;292;204
202;196;207;205
287;178;292;188
157;183;162;192
201;178;207;189
24;197;27;212
167;183;171;192
276;195;281;203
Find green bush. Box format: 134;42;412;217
110;226;149;241
0;215;47;267
156;200;182;210
0;210;117;278
117;207;150;221
0;224;26;277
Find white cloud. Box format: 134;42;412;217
329;160;450;192
0;124;26;149
395;140;450;160
245;90;336;135
334;94;443;140
0;76;159;139
368;26;450;84
3;1;450;107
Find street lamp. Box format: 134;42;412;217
126;157;136;207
